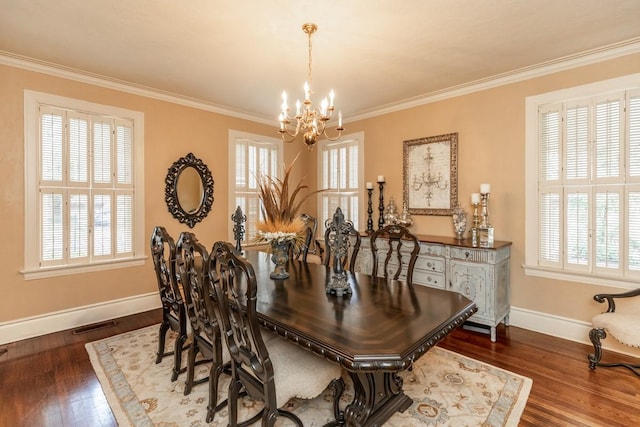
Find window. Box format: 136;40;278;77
23;91;145;279
525;74;640;288
317;132;365;234
229;130;283;245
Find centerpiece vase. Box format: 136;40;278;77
270;240;291;279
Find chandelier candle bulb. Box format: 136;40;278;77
338;110;342;127
480;183;491;194
471;193;481;204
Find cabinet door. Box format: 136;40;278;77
448;260;488;319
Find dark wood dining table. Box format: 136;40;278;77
243;250;477;427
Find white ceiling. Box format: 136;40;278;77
1;1;640;123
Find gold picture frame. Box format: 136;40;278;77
403;133;458;215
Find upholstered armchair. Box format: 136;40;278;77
588;287;640;376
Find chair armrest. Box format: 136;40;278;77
593;287;640;313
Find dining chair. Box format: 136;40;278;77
323;207;361;272
209;241;345;427
175;231;230;423
150;226;188;382
370;223;420;285
290;213;324;263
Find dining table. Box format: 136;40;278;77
243;250;477;427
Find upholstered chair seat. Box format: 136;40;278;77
592;304;640;348
263;337;342;408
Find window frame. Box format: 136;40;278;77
228;129;283;246
317;131;365;235
23;90;145;280
524;73;640;289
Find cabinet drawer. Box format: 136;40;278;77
413;271;445;289
415;256;445;273
420;243;444;257
449;246;494;263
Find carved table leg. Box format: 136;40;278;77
343;371;413;427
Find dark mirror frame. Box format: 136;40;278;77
164;153;214;228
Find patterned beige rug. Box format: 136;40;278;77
86;325;531;426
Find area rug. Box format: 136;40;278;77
86;325;531;426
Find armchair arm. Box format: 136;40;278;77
593;287;640;313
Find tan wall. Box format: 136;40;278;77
345;53;640;355
2;53;640;357
0;64;277;322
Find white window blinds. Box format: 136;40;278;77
229;131;282;245
536;87;640;280
36;105;135;267
319;136;362;233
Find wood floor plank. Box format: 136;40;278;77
1;309;639;426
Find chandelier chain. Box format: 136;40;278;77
307;28;313;86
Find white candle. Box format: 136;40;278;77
480;183;491;194
471;193;481;204
377;175;385;183
366;182;373;189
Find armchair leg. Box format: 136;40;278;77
588;328;605;370
589;327;640;376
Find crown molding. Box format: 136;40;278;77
348;38;640;123
0;51;274;126
3;37;640;126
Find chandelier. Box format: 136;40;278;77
278;23;344;149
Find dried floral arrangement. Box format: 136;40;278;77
253;154;321;249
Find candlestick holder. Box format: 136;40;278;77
470;202;480;247
366;188;374;234
378;180;385;230
231;205;247;252
478;192;494;247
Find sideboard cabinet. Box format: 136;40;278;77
354;234;511;342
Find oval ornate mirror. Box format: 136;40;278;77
164;153;214;228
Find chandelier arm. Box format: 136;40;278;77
322;128;344;142
279;130;299;143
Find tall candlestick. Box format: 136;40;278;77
367;188;374;234
378;181;385;230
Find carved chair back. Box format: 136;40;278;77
370;224;420;285
291;213;323;262
150;226;187;380
176;232;227;422
209;241;278;422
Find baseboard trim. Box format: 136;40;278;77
0;292;160;345
509;306;640;358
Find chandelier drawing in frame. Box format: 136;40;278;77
278;23;344;149
402;133;458;216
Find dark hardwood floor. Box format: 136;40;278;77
1;308;638;426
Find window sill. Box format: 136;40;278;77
523;264;638;290
21;256;147;281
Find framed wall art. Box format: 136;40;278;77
403;133;458;215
